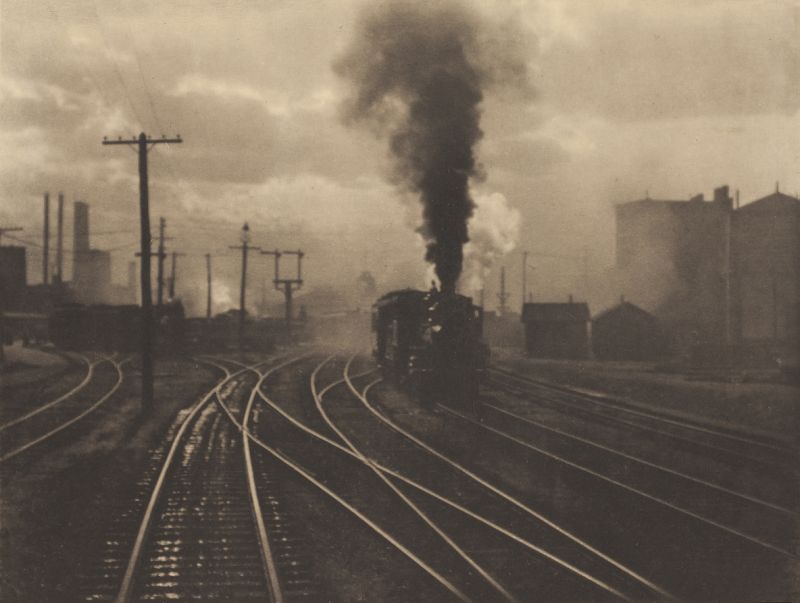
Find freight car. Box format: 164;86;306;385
372;288;487;409
49;301;185;352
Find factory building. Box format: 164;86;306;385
615;184;799;361
71;201;112;303
521;301;590;359
0;246;27;311
732;190;799;349
615;185;731;351
592;300;666;361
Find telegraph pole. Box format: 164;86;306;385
55;192;64;283
230;223;260;347
168;251;185;299
521;251;528;313
263;249;304;329
43;192;50;285
157;217;166;307
205;253;212;319
103;132;182;411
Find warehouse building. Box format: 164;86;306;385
592;300;665;361
521;300;590;359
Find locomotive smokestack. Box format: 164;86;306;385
336;1;529;293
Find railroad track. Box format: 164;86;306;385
488;367;797;472
0;354;128;463
243;354;669;602
0;350;91;415
0;352;94;428
355;370;796;600
243;355;475;602
100;357;284;603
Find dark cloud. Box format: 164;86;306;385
335;0;532;293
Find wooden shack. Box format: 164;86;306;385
521;302;590;359
592;301;665;360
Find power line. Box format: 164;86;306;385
90;1;148;130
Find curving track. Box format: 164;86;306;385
0;354;128;463
243;354;667;602
362;363;797;600
109;357;285;603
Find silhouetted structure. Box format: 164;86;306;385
521;301;590;359
616;185;800;361
732;190;799;347
592;300;665;361
72;201;112;303
616;186;731;351
0;246;27;310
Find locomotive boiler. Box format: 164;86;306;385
372;287;487;408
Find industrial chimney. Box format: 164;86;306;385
73;201;90;288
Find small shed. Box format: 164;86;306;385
521;302;590;359
592;301;665;361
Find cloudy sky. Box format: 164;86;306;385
1;0;798;315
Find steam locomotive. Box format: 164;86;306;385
372;288;488;408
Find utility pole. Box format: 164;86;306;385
497;266;510;316
55;192;64;284
230;223;260;347
521;251;528;313
103;132;182;412
582;246;589;299
263;248;304;329
0;227;23;246
205;253;212;319
43;192;50;285
157;217;166;307
168;251;185;300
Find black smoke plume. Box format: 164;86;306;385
335;0;528;294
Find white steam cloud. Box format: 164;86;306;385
461;191;520;296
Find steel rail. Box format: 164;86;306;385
0;356;129;463
483;401;797;516
221;356;473;603
113;358;271;603
250;361;634;602
314;355;518;602
240;355;314;603
489;368;797;456
0;352;97;432
353;378;676;600
489;373;790;470
439;403;799;561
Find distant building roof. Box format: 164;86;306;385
592;301;656;323
737;191;799;213
522;302;590;323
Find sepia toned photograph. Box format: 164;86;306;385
1;1;798;601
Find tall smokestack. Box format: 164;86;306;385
73;201;89;287
43;192;49;285
336;1;529;294
56;192;64;284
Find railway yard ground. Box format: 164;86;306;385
1;344;798;602
491;347;799;443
